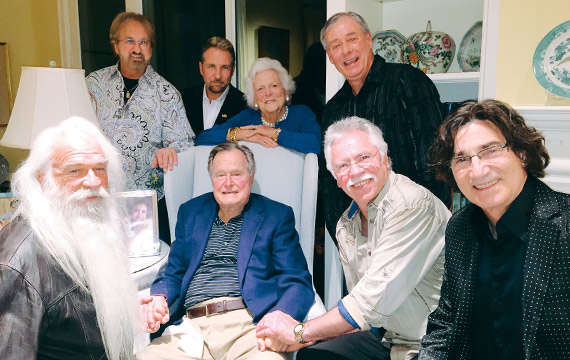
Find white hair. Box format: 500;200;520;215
244;57;296;108
13;116;124;196
11;117;139;360
323;116;390;179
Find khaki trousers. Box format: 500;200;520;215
137;298;291;360
390;344;419;360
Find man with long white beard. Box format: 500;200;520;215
0;117;140;360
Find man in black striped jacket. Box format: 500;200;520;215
420;99;570;360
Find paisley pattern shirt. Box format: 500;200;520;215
86;63;194;199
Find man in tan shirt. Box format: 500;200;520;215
256;117;450;360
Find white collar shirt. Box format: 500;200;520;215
202;85;230;130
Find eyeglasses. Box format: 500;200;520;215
449;143;508;170
333;150;379;175
119;38;150;47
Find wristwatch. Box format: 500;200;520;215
293;323;307;344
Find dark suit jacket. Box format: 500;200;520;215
180;84;247;136
151;193;314;336
419;179;570;359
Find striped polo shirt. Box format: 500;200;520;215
184;213;243;309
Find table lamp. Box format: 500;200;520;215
0;66;98;149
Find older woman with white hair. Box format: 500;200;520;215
195;57;321;154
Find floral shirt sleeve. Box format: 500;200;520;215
86;64;194;199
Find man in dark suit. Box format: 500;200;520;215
181;37;247;137
138;142;314;359
420;99;570;359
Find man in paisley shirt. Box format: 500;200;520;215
86;12;194;244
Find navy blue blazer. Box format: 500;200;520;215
151;192;314;334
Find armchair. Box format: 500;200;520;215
163;142;326;318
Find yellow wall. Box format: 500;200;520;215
0;0;61;173
496;0;570;106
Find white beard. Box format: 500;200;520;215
21;176;140;360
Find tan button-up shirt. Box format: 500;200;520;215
337;171;450;346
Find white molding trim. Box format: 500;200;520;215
478;0;500;100
225;0;236;47
428;72;480;84
235;0;247;89
325;0;347;102
57;0;82;69
516;106;570;194
226;0;238;87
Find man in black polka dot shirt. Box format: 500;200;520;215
420;99;570;360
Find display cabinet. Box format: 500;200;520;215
324;0;500;103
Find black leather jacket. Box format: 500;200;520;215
0;216;107;359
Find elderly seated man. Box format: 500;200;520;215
0;117;141;359
138;142;314;359
256;117;450;360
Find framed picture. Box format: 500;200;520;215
117;190;160;257
257;26;290;71
0;42;12;125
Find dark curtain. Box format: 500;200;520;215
79;0;125;75
146;0;226;92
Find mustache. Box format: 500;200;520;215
67;187;110;202
129;51;146;59
347;173;376;186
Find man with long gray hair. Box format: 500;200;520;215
0;117;140;359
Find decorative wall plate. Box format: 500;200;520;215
533;20;570;98
372;30;406;63
457;21;483;72
401;21;456;74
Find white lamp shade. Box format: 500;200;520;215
0;66;98;149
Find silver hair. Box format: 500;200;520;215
324;116;390;179
244;57;296;108
320;12;371;50
207;142;256;177
11;117;138;360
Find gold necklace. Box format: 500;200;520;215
125;83;139;99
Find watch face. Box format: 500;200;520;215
294;324;303;333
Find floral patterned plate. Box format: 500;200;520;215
457;21;483;72
372;30;406;63
533;20;570;98
401;21;455;74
